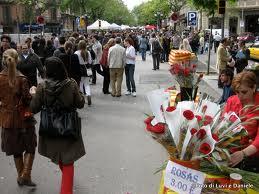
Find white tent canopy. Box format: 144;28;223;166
110;23;121;30
88;19;111;30
120;24;130;30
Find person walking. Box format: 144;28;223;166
0;35;11;71
99;38;115;94
124;38;137;97
74;40;92;105
108;37;126;97
17;43;45;87
151;33;162;70
216;38;232;88
0;49;37;187
30;57;85;194
139;34;148;61
235;41;250;74
91;35;103;85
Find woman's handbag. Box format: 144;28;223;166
228;58;235;67
39;84;81;139
80;64;88;77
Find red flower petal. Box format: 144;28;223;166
229;115;238;123
190;128;198;135
166;106;176;112
199;142;211;155
212;133;219;142
196;128;207;139
183;110;194;120
195;115;202;122
146;123;165;133
203;115;213;126
144;116;154;124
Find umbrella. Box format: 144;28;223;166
145;25;156;30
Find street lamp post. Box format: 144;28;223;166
154;11;163;31
84;15;89;33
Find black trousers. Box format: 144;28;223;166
102;67;110;93
91;64;104;84
152;54;160;70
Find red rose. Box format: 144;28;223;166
183;110;194;120
192;64;197;69
144;116;154;125
229;115;238;123
229;147;240;153
196;128;207;139
203;115;213;126
190;128;198;135
146;123;165;133
166;106;176;112
199;142;212;155
183;67;190;76
202;105;207;113
195;115;202;122
212;133;219;142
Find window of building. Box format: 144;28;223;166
2;6;11;24
51;8;57;21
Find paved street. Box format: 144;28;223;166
0;54;221;194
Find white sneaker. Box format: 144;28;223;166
125;91;131;95
132;92;136;97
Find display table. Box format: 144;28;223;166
158;170;257;194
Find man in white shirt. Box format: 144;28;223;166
214;31;221;53
124;38;136;97
108;37;126;97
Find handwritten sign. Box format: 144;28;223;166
164;160;205;194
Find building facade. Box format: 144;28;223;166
174;0;259;36
0;0;76;34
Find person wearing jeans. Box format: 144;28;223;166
124;38;136;97
139;34;148;61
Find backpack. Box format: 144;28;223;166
152;40;162;53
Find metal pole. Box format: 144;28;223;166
222;13;225;38
207;22;213;75
16;6;20;43
241;8;244;33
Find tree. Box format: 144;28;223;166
169;0;186;12
132;0;171;26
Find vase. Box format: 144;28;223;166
170;157;200;170
180;87;193;101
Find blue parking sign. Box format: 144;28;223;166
187;11;198;27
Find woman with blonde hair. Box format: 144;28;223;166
99;38;115;94
0;49;37;186
179;37;192;52
74;40;92;105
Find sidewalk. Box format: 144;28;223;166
196;52;222;98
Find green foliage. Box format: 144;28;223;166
187;0;238;16
132;0;171;26
60;0;134;25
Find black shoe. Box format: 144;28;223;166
104;91;111;94
87;96;92;106
111;94;116;97
90;83;96;85
152;68;156;70
116;95;121;97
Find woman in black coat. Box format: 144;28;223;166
58;41;81;86
30;57;85;194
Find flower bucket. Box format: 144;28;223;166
169;157;200;170
180;87;193;101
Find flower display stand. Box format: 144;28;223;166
158;170;258;194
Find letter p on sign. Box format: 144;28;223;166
187;12;197;27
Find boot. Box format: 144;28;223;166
14;156;24;186
20;153;36;187
87;95;92;106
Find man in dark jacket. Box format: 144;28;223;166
0;35;11;71
17;44;45;87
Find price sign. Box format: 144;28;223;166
164;160;205;194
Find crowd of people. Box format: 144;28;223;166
0;27;258;194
